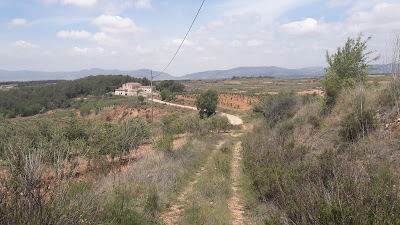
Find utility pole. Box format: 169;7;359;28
151;69;153;134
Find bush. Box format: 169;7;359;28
156;133;174;152
162;113;185;135
138;95;145;103
80;103;92;116
207;115;232;133
257;91;298;126
113;118;150;158
160;89;174;101
338;94;376;142
339;108;376;142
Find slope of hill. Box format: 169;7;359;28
180;66;326;80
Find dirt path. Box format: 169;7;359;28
228;140;246;225
160;140;226;225
152;99;243;126
156;98;248;224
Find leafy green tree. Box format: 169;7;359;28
195;89;219;118
160;90;172;101
156;80;185;92
323;34;379;106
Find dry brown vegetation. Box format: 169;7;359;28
242;80;400;224
0;96;236;224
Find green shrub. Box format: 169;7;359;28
138;95;145;103
156;133;174;152
144;185;159;217
258;91;298;126
160;89;174;101
80;103;92;116
162;113;185;135
338;95;376;142
207;115;232;133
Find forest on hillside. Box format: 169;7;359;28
0;75;150;118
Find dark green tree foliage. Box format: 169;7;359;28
156;80;185;93
0;75;148;118
195;89;219;118
0;80;64;88
323;34;379;106
160;90;174;101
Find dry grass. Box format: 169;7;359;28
177;140;235;225
242;82;400;224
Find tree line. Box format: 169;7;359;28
0;75;150;118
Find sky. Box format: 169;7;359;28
0;0;399;76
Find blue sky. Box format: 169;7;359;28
0;0;399;76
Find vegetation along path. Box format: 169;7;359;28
155;98;247;224
152;99;243;125
228;139;246;225
160;140;226;224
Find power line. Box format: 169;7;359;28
154;0;206;78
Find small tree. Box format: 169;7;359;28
160;90;174;101
323;33;379;107
195;89;219;118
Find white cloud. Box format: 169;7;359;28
92;32;124;47
57;30;92;40
41;50;53;56
221;0;316;22
92;15;145;34
71;46;105;56
103;1;133;14
135;0;152;9
133;45;152;54
280;18;333;37
14;40;39;48
38;0;58;4
247;39;262;47
206;37;222;46
230;40;242;47
327;0;352;8
10;18;27;26
347;2;400;33
195;46;204;52
196;20;225;34
172;39;193;47
72;47;89;55
96;47;105;54
61;0;97;8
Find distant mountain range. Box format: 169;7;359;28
0;64;393;82
180;66;326;80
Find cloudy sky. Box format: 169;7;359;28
0;0;399;76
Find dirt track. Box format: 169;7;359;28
152;99;244;125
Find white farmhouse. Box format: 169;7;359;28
114;82;156;96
